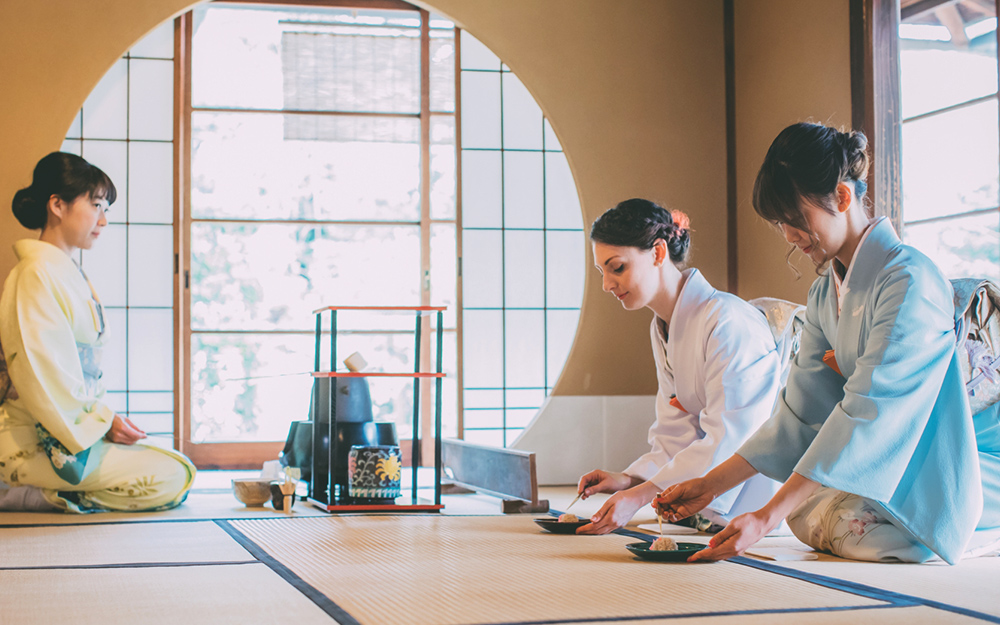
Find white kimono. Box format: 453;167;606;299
625;269;782;520
0;239;195;512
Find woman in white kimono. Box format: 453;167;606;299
575;198;783;534
0;152;195;512
654;122;1000;564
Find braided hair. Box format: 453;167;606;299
590;198;691;267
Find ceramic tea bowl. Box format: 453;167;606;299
232;478;272;506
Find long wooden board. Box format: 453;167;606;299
441;438;541;505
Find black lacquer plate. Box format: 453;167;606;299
533;518;592;534
625;541;706;562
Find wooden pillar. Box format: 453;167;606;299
851;0;903;231
724;0;738;295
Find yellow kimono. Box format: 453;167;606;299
0;239;195;512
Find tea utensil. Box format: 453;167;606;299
566;491;582;510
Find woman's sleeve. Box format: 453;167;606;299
5;266;114;454
737;279;845;481
641;308;782;508
791;266;958;502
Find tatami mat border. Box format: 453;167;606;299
0;560;259;571
467;604;902;625
215;519;362;625
732;557;1000;624
0;511;495;529
0;517;239;529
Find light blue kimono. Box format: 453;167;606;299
738;218;1000;564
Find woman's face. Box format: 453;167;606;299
592;241;660;311
53;192;109;251
776;196;847;266
772;182;860;266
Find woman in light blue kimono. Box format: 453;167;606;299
653;122;1000;564
0;152;195;512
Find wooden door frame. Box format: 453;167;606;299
173;3;459;470
850;0;903;230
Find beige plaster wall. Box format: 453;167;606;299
421;0;728;395
0;0;199;270
0;0;730;397
732;0;853;304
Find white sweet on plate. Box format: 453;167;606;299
650;536;678;551
558;513;579;523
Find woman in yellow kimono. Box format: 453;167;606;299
0;152;195;512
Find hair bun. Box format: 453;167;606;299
840;129;870;187
12;186;47;230
10;151;117;232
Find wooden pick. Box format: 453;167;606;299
566;491;582;510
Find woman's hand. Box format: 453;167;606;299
104;414;147;445
576;470;636;499
652;455;759;521
685;471;822;562
687;509;776;562
651;477;715;521
578;481;659;535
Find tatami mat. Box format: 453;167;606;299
0;563;335;625
773;553;1000;620
228;515;886;625
7;481;998;625
0;521;252;568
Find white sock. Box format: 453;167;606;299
0;485;61;512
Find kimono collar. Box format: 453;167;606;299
832;216;885;313
664;268;716;336
832;217;900;297
13;239;80;272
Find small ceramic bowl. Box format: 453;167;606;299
232;478;272;506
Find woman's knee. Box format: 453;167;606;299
787;487;935;563
152;452;195;499
834;525;936;563
93;444;195;503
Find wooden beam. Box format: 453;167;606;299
935;4;970;45
901;0;960;21
851;0;903;232
724;0;738;295
419;8;434;468
176;12;194;457
185;441;285;470
454;28;464;440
